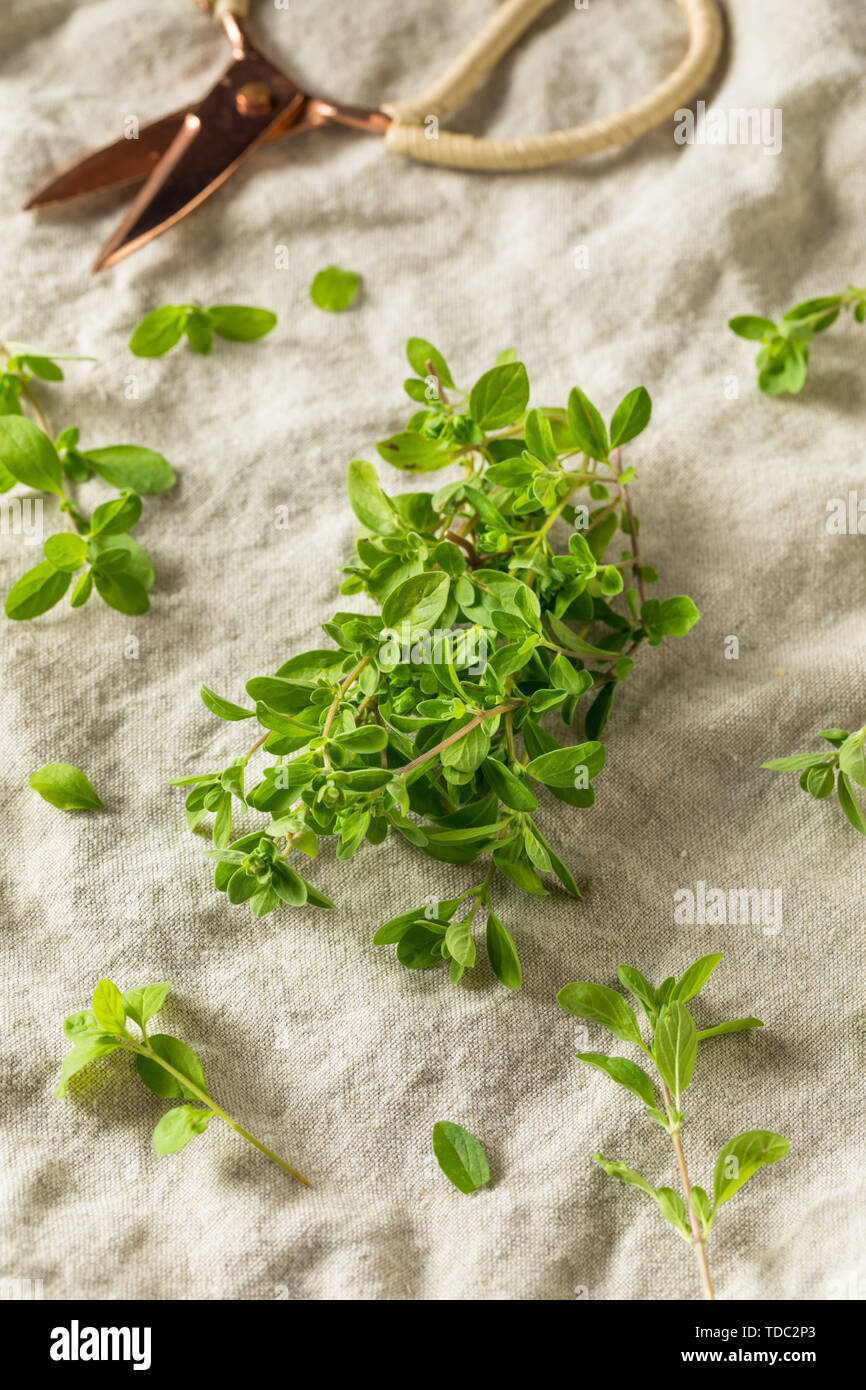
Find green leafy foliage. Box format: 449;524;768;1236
129;304;276;356
729;284;865;394
0;340;176;622
432;1121;491;1193
763;725;866;834
55;978;308;1183
174;342;698;991
559;955;787;1297
309;266;360;313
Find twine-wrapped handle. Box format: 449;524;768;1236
383;0;723;171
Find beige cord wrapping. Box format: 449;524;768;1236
382;0;723;170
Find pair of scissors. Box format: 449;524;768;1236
25;2;391;273
25;0;722;273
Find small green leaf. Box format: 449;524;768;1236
69;569;93;608
671;953;723;1004
29;761;102;810
381;571;450;636
93;569;149;615
567;386;609;461
480;757;537;811
346;458;398;535
54;1037;119;1097
396;923;444;969
375;431;451;471
89;533;154;590
122;983;171;1030
837;772;866;834
609;386;651;448
43;533;87;572
548;653;593;696
432;1121;491;1194
62;1009;105;1040
208;305;277;340
525;741;605;788
576;1052;655;1106
445;916;476;968
310;267;360;313
802;763;834;799
712;1130;790;1207
616;965;657;1021
838;727;866;789
523;408;557;464
557;981;643;1045
593;1153;655;1194
762;752;835;772
783;295;843;321
690;1186;711;1235
183;311;212;355
129;306;186;356
818;728;848;746
332;725;389;754
200;685;255;721
0;371;23;419
469;362;529;430
485;910;522;990
652;1002;697;1107
655;1187;691;1240
135;1034;207;1100
10;354;64;381
0;416;64;495
271;861;308;906
152;1105;212;1155
728;315;777;341
406;338;454;388
88;491;142;538
5;561;71;619
656;595;700;637
83;445;175;494
91;978;127;1034
697;1017;763;1041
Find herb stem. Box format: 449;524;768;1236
397;700;524;777
662;1081;714;1301
243;731;269;760
323;654;372;742
121;1039;309;1186
611;446;646;608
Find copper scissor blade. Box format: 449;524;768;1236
91;25;305;271
24;110;191;209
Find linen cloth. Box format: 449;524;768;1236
1;0;864;1302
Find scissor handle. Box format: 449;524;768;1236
382;0;723;171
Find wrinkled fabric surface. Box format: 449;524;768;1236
1;0;864;1302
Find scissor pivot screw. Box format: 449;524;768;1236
236;82;273;117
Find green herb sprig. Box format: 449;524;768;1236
0;343;175;620
174;341;700;990
558;954;789;1300
729;284;865;394
129;304;276;357
763;725;866;834
56;978;308;1184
